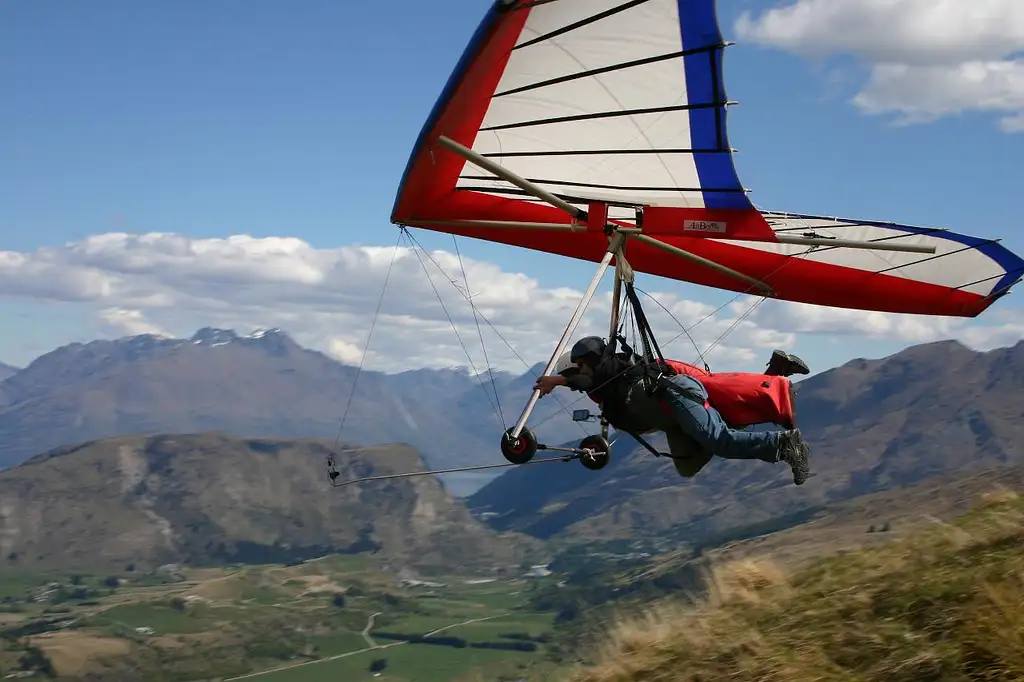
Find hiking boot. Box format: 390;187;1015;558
766;349;810;377
778;429;810;485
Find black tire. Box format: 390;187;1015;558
500;427;537;465
578;435;611;470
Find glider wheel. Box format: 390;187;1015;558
500;427;537;465
578;435;611;471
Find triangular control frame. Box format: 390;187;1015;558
411;135;937;466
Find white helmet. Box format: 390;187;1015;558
553;350;578;376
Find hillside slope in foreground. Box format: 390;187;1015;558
565;488;1024;682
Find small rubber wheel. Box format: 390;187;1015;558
578;435;611;471
500;427;537;465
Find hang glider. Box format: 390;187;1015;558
330;0;1024;488
391;0;1022;317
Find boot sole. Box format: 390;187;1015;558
790;443;810;485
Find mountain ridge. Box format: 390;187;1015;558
0;327;583;495
0;431;537;574
2;327;1021;504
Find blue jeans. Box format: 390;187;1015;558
659;374;783;463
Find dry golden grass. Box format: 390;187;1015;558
567;489;1024;682
180;567;226;581
980;486;1019;507
27;631;132;677
704;557;790;608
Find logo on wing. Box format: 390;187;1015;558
683;220;728;234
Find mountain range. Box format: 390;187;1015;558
468;338;1024;544
1;327;1022;539
0;327;586;496
0;329;1021;577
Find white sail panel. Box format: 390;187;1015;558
500;0;684;90
726;213;1021;299
454;0;747;210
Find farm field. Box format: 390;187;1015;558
0;555;559;681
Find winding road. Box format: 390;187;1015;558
361;611;381;648
221;611;510;680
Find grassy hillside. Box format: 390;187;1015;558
563;487;1024;682
5;463;1024;680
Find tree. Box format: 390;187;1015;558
369;658;387;673
332;593;346;608
18;646;54;675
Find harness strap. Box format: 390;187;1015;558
622;429;683;460
597;281;705;463
656;376;711;411
622;283;675;396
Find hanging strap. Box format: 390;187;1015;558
622;281;674;393
623;429;688;460
613;333;643;364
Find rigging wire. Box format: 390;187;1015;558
402;230;533;364
402;228;504;427
330;451;590;488
326;226;579;487
634;287;709;371
400;227;591;436
701;297;769;359
451;234;506;430
330;230;404;455
658;246;820;362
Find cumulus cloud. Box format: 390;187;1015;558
0;232;1019;372
746;299;1022;352
734;0;1024;131
100;307;170;337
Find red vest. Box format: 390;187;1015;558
586;359;795;429
659;359;795;428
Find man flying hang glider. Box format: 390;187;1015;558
534;337;812;485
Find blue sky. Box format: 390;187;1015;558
1;0;1022;376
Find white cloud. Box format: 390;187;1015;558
0;232;1020;373
327;338;365;366
734;0;1024;131
747;298;1023;352
853;60;1024;131
100;307;169;337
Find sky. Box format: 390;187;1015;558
1;0;1023;378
